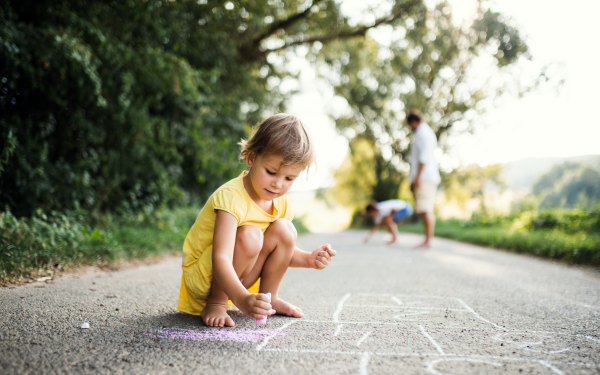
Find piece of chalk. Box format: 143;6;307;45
255;293;271;325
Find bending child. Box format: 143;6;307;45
364;199;413;245
177;114;337;327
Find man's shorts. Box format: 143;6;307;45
414;181;438;214
392;204;414;222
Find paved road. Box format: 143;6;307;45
1;231;599;374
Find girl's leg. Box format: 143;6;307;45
201;225;263;327
242;219;302;317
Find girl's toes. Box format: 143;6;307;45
226;317;235;327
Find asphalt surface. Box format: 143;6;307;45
1;231;599;374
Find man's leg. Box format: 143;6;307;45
418;212;435;248
382;215;400;245
415;182;437;248
242;218;302;317
201;225;263;327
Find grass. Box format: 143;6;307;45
398;212;600;266
0;207;311;284
0;207;198;283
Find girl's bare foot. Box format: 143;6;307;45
271;297;303;318
387;238;400;245
200;303;235;327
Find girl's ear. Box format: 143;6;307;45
245;152;255;168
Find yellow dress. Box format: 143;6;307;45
177;171;294;315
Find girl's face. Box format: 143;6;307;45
246;153;304;202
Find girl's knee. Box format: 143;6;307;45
270;218;297;246
235;225;263;257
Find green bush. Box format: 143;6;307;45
292;216;310;235
399;207;600;266
0;210;117;279
0;207;199;282
526;208;600;234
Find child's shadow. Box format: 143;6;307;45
127;308;275;331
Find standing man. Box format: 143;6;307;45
407;110;440;248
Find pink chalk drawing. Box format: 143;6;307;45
147;328;286;343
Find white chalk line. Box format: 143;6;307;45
419;325;445;355
584;335;600;344
259;293;598;371
334;324;343;337
345;304;468;312
539;360;566;375
255;320;298;351
356;331;372;347
259;348;599;369
495;332;600;344
492;332;571;354
299;319;506;328
454;297;505;330
426;357;501;375
292;320;600;343
356;293;452;299
333;293;351;323
359;352;370;375
353;293;504;330
394;311;431;318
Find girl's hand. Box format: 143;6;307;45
309;244;336;270
236;293;275;320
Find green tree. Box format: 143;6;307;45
441;163;506;212
320;1;530;201
1;0;422;217
330;137;377;206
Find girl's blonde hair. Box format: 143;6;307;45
239;113;316;168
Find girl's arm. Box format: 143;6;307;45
212;210;272;318
212;210;251;302
289;245;336;269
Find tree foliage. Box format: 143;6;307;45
440;163;506;212
330;137;377;206
532;162;600;209
322;1;529;202
0;0;421;217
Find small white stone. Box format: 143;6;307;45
81;322;90;329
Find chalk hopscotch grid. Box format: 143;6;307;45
254;293;600;375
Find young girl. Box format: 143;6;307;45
177;114;337;327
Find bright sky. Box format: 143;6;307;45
288;0;600;190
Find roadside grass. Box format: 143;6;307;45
0;207;311;284
398;213;600;266
0;207;198;284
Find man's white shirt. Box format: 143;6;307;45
409;122;441;184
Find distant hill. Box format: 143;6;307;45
504;155;600;190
